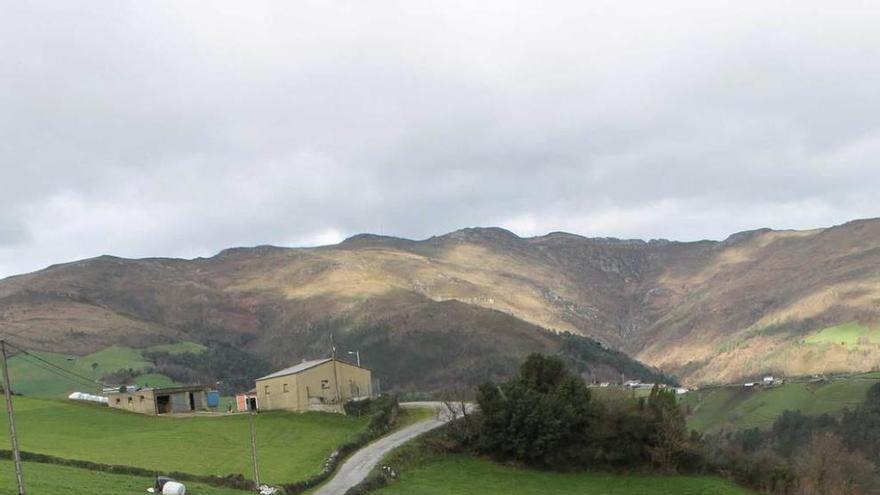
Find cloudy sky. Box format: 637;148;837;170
2;1;879;277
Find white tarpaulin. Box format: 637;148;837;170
68;392;108;404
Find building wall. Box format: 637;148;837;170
256;373;300;411
107;389;158;415
106;388;209;415
256;359;372;412
332;360;372;401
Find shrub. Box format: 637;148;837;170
477;354;600;469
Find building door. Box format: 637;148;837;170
156;395;171;414
188;392;195;411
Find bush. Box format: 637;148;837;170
474;354;698;472
477;354;600;469
343;398;373;416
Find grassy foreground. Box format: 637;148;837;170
0;460;247;495
2;396;367;484
684;372;880;432
374;455;751;495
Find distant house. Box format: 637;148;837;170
255;358;372;413
105;385;210;415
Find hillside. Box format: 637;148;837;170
2;218;880;388
683;372;880;432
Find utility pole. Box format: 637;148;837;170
1;340;26;495
248;411;260;491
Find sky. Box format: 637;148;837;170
2;1;880;278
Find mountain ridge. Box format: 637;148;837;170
2;217;880;388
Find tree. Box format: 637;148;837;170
476;354;600;469
838;382;880;461
794;433;875;495
646;385;689;471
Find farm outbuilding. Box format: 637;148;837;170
105;385;211;415
255;358;372;413
235;389;258;412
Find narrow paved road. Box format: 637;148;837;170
313;403;456;495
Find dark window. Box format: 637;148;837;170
283;383;289;393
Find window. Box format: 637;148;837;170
321;379;329;390
115;398;120;404
283;383;289;393
128;397;133;403
140;395;145;401
264;385;270;395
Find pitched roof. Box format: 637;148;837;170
256;358;333;381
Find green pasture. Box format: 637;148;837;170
0;460;248;495
1;396;368;484
375;454;752;495
6;343;202;398
804;322;880;345
684;373;880;432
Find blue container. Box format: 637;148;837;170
206;391;220;408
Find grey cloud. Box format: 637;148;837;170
1;1;880;277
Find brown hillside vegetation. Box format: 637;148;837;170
2;218;880;387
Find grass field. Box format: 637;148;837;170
804;322;880;345
684;373;880;432
7;343;203;398
374;455;752;495
1;396;368;484
0;460;248;495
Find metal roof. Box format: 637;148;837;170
256;358;334;381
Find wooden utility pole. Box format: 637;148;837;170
1;340;26;495
248;411;260;491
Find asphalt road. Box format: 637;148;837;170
312;402;460;495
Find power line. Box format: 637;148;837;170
3;340;106;386
11;353;99;391
0;339;109;390
9;352;103;390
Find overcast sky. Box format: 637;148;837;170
2;1;880;277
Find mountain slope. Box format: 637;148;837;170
2;218;880;388
0;247;667;392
